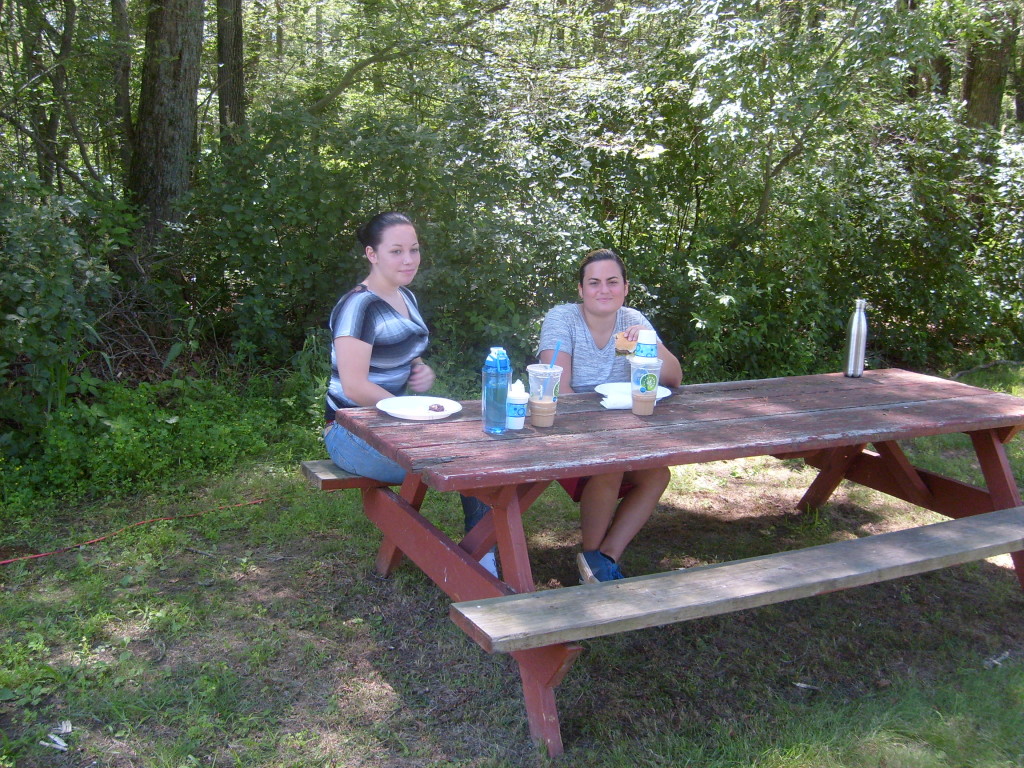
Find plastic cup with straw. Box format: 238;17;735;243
527;341;562;427
543;341;561;400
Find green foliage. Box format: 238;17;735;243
479;0;1024;380
179;109;362;364
4;0;1024;419
0;173;115;451
1;376;309;506
178;101;593;383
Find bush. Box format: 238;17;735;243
1;375;314;506
0;173;115;453
179;109;362;365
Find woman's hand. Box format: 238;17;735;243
622;324;645;342
407;359;435;393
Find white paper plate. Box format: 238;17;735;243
377;396;462;421
595;382;672;400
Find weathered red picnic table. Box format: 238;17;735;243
334;368;1024;755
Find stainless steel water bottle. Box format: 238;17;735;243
844;299;867;377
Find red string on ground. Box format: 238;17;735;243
0;498;266;566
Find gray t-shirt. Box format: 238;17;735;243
537;304;655;393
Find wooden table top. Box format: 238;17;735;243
334;369;1024;493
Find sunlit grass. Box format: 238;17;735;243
2;366;1023;766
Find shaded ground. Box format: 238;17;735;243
4;457;1024;767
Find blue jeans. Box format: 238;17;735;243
325;421;406;484
325;422;490;534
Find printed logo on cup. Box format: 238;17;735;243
639;373;658;393
508;402;527;418
633;329;658;359
634;342;657;357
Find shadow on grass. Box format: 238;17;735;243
3;461;1023;767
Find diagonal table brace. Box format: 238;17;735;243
363;484;513;602
458;482;552;563
797;444;868;512
799;429;1024;589
873;440;935;509
371;474;429;577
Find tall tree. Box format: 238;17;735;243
217;0;245;145
126;0;204;250
1015;38;1024;122
110;0;133;174
19;0;77;189
962;3;1019;128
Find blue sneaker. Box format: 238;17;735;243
577;551;625;583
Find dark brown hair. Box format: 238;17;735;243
578;248;627;285
357;212;414;250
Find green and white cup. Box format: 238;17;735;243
629;356;662;415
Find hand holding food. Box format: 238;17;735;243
615;325;656;356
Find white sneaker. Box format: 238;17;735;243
479;551;498;578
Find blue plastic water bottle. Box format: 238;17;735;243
482;347;511;434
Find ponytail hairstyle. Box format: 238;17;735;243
357;212;414;250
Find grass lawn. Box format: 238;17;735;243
2;367;1023;767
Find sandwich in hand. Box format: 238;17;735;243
614;331;637;356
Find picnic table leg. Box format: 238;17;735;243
460;483;549;595
489;485;538;594
512;643;583;758
797;443;868;512
460;482;551;564
873;440;934;509
371;475;428;577
970;429;1024;589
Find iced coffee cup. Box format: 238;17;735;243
629;355;663;416
526;363;562;427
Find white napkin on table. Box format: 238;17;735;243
600;392;632;409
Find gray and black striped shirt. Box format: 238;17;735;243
325;285;428;419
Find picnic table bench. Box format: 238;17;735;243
307;369;1024;756
301;459;387;490
451;506;1024;653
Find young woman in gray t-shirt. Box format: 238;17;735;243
538;249;682;583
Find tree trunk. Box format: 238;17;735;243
127;0;203;249
1015;41;1024;123
962;6;1018;128
217;0;246;145
779;0;802;38
274;0;284;58
315;3;323;68
593;0;615;53
932;52;951;97
21;0;56;185
899;0;919;98
110;0;133;174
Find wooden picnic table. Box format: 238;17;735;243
332;368;1024;756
